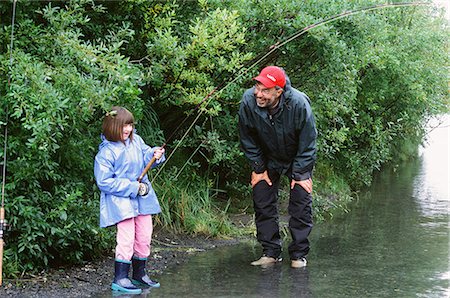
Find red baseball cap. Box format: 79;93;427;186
253;66;286;89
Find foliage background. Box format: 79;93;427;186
0;0;448;275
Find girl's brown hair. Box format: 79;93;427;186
102;106;135;143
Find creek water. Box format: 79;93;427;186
100;115;449;298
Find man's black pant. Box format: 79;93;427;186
252;170;313;260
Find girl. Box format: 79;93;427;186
94;106;165;294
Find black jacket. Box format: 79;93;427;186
238;77;317;181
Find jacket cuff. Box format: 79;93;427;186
292;162;314;181
251;160;266;174
130;181;140;198
291;172;311;181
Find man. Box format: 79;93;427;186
238;66;317;268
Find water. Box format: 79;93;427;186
99;115;449;297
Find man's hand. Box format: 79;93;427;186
290;178;313;193
251;170;272;188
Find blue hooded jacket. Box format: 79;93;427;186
94;133;165;228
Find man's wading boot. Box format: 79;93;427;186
291;257;307;268
251;255;282;266
131;257;160;288
111;260;142;294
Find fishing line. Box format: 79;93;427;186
211;2;432;100
147;2;433;182
1;0;17;287
2;0;16;210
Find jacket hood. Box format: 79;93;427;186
284;74;292;90
98;129;137;150
99;134;110;150
282;71;293;102
98;134;132;150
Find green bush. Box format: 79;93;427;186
0;0;447;275
225;0;449;188
0;1;149;275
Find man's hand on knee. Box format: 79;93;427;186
251;170;272;188
291;178;313;193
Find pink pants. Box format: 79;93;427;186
115;214;153;261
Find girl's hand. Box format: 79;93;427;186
153;147;165;160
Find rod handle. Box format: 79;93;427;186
137;156;157;183
0;207;4;286
0;238;3;286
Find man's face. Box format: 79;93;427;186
254;82;283;109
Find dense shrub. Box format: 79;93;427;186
0;1;146;275
0;0;447;275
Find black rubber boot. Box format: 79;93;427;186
131;257;161;288
111;260;142;294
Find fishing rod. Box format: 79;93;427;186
216;2;432;95
138;1;432;182
137;84;222;182
1;0;17;287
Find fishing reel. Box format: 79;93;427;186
0;209;10;240
0;220;8;234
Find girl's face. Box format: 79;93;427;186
122;123;133;141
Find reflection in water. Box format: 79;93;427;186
414;114;450;298
94;116;449;297
149;242;314;297
414;114;449;218
309;156;448;298
253;264;312;298
94;242;313;298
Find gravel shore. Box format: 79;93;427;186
0;227;246;298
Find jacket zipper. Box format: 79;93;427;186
269;114;274;126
